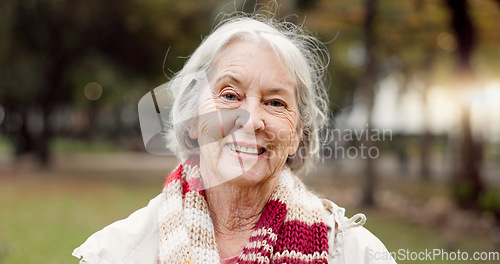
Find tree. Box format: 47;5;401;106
444;0;484;209
0;0;218;166
359;0;378;206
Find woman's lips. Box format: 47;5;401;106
226;143;266;156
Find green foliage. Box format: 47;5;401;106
0;0;221;107
455;179;477;202
479;189;500;214
0;135;13;155
0;0;221;161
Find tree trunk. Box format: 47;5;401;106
36;107;52;167
445;0;475;75
35;55;64;167
360;0;377;207
14;109;35;157
419;131;431;180
455;108;483;208
445;0;484;209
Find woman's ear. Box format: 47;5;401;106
288;124;303;156
187;119;198;140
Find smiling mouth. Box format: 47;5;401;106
227;143;266;155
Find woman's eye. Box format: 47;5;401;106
223;93;238;101
269;100;285;108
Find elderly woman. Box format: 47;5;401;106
73;16;396;264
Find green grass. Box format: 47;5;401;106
361;207;497;263
0;175;163;264
0;171;497;263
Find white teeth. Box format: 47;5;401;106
228;144;259;154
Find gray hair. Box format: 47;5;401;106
165;14;330;174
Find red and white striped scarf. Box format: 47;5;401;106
159;157;329;264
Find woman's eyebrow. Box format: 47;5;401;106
268;87;292;97
214;74;292;97
215;74;241;85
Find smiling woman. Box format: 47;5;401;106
72;14;397;264
166;16;330;175
195;40;301;190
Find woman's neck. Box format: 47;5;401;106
205;175;280;258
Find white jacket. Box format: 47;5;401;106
73;193;397;264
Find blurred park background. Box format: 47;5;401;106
1;0;500;263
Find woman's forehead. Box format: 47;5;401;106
210;41;294;88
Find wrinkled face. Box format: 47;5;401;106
190;40;302;188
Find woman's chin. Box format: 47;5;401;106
231;162;269;181
213;148;269;186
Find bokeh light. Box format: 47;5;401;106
436;32;456;52
84;82;103;101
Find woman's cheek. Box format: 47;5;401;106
274;111;299;156
197;121;213;144
276;111;298;139
195;99;225;144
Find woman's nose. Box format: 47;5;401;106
235;98;265;133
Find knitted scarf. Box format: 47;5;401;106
159;157;329;264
